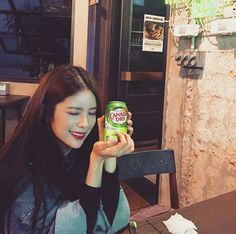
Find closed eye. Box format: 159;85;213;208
67;112;80;116
67;112;96;116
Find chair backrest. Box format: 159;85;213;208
117;149;179;209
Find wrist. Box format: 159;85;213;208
104;158;117;173
86;153;105;188
90;151;105;164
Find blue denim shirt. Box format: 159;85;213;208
6;175;130;234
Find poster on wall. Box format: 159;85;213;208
142;14;165;52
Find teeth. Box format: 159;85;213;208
72;131;85;137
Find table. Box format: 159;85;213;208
134;190;236;234
0;95;30;145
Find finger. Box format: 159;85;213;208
127;112;133;136
102;135;134;157
127;119;133;127
101;143;125;157
117;131;130;142
94;140;117;152
127;119;133;134
97;115;105;141
123;133;135;151
116;133;134;153
127;127;134;136
97;115;104;124
127;111;132;121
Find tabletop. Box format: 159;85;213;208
0;95;30;108
135;190;236;234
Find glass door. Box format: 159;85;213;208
119;0;166;81
118;0;167;148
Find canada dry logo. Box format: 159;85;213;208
109;109;127;124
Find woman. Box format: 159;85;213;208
0;65;134;234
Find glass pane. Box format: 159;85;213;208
0;0;72;82
130;0;166;72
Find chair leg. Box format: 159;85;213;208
0;108;6;145
169;173;179;209
156;174;160;204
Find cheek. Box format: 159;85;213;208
51;115;70;135
89;117;97;129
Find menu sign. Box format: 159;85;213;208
142;14;165;52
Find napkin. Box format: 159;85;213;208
163;213;198;234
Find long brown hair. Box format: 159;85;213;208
0;65;100;233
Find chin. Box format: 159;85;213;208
63;134;89;149
70;140;85;149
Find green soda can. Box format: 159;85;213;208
103;101;128;142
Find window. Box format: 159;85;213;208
0;0;72;82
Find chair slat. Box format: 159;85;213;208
118;149;176;180
118;149;179;209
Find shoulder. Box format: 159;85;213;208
10;174;35;222
12;173;60;218
14;174;34;203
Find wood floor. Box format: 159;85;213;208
121;177;157;214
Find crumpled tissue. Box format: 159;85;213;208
163;213;198;234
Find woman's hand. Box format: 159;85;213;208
86;132;134;186
96;111;134;173
91;132;134;161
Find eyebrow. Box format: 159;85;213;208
67;107;97;110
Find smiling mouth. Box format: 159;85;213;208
70;131;86;140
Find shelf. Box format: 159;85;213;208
132;111;161;116
0;10;71;18
0;31;70;38
0;38;69;57
130;44;142;47
128;93;161;97
121;71;162;81
131;30;143;33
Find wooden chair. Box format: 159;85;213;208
117;149;179;220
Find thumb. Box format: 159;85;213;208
97;115;105;141
98;140;117;150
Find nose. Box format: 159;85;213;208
77;114;89;129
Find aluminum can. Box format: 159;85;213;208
103;101;128;141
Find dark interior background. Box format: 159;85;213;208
0;0;72;83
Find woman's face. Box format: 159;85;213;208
50;89;97;151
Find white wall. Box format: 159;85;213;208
71;0;88;68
